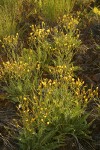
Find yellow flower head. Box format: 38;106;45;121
93;7;98;13
23;97;27;101
93;7;100;15
47;122;50;125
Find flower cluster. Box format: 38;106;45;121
2;60;33;78
59;14;79;31
29;24;51;42
1;33;19;49
48;65;74;79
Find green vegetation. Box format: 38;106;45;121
0;0;100;150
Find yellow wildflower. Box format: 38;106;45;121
41;119;44;122
47;122;50;125
93;7;100;15
23;97;27;101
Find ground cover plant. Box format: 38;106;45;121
0;0;100;150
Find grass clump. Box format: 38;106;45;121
0;0;23;37
0;7;17;37
39;0;76;24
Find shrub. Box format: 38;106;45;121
17;71;98;150
0;11;99;150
